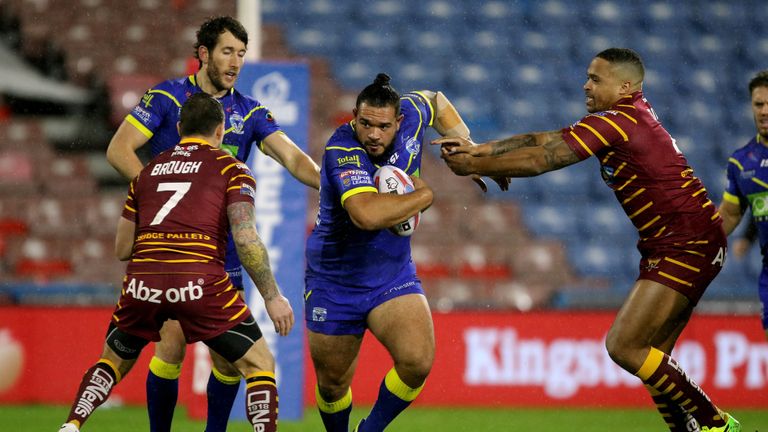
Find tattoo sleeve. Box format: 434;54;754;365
473;130;581;177
488;134;538;155
227;201;279;301
540;132;581;171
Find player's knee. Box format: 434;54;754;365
154;338;186;363
396;353;434;382
605;332;636;372
211;353;239;377
317;380;349;402
155;323;187;363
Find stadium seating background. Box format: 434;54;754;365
0;0;765;312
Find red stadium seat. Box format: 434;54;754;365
14;258;73;280
0;218;28;236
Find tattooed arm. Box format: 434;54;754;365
227;201;294;336
436;131;582;177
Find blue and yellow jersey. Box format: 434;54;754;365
126;74;281;162
305;92;434;288
126;74;281;285
724;134;768;255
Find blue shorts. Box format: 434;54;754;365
304;271;424;336
759;265;768;329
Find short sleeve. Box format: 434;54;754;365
248;103;282;151
223;160;257;206
388;93;433;176
561;110;634;160
324;142;377;207
125;85;178;139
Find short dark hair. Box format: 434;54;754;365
595;47;645;81
356;73;401;116
179;93;224;137
749;71;768;95
194;16;248;61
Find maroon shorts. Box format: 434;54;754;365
111;271;249;343
637;227;727;305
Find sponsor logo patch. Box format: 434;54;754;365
132;106;152;123
240;182;256;198
339;169;370;187
337;154;361;168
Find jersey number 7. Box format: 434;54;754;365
150;182;192;225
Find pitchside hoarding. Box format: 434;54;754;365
2;308;766;410
303;311;768;408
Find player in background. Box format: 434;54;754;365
730;219;757;258
435;48;740;432
105;16;319;432
58;93;293;432
306;73;470;432
719;70;768;342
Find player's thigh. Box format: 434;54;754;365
103;323;149;377
307;329;363;383
608;278;693;352
154;319;186;363
367;293;435;366
204;314;269;372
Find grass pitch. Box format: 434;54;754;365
4;404;766;431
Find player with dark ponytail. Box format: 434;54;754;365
305;74;471;432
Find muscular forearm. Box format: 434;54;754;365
290;155;321;190
347;189;432;230
228;201;280;301
483;131;557;155
236;234;280;301
468;131;578;177
486;134;539;155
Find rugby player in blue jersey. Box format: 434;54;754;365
720;70;768;340
305;73;468;432
105;16;319;432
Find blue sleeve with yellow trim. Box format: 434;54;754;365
126;80;178;140
242;95;282;151
387;92;434;176
324;134;377;207
724;153;746;208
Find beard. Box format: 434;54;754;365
205;64;232;93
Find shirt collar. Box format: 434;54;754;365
179;138;212;147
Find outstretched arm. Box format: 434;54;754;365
260;131;321;190
228;201;294;336
422;90;510;191
435;131;581;177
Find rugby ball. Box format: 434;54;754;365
373;165;420;237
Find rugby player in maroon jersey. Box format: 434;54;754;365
58;93;292;432
435;48;739;432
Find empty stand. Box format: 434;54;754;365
2;0;763;309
